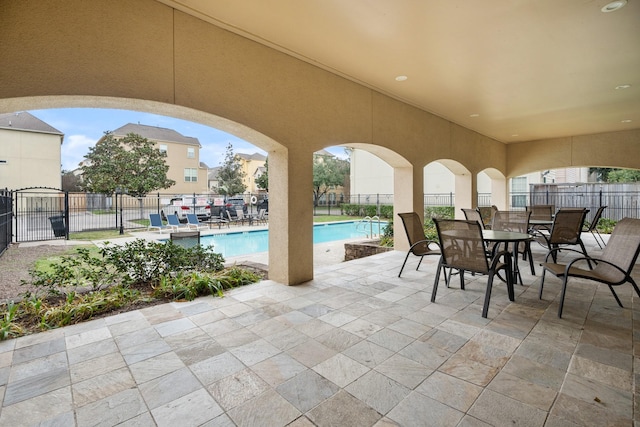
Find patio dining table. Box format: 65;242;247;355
482;230;533;285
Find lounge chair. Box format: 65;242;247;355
186;213;206;230
540;217;640;318
148;213;169;233
166;213;188;231
397;212;442;278
432;218;514;318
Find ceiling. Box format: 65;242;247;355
159;0;639;143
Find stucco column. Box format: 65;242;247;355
454;173;472;218
268;148;314;285
492;177;508;210
393;165;419;251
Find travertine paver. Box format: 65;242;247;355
0;233;637;426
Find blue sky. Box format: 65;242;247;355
28;108;346;171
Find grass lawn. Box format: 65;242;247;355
69;230;134;240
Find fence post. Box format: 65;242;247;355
64;191;70;240
114;192;118;230
157;192;160;214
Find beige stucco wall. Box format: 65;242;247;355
0;129;62;190
1;0;638;284
160;140;209;195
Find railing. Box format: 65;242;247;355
0;189;12;256
356;216;382;238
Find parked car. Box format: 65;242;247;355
161;196;211;222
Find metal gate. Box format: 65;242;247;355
13;187;69;242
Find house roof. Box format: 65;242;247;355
111;123;201;147
208;166;221;180
0;112;63;136
236;152;267;162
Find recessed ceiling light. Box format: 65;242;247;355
615;84;632;90
395;75;407;82
469;113;480;118
601;0;627;12
621;119;632;123
511;134;519;137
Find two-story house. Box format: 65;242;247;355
0;112;63;191
108;123;208;195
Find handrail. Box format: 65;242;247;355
358;215;382;238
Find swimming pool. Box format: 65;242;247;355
201;220;386;258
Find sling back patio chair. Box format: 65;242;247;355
491;210;535;275
583;206;607;249
477;206;498;229
397;212;442;278
432;218;514;318
462;208;485;228
533;208;590;265
148;213;169;233
526;204;554;232
540;217;640;318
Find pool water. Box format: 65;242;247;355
201;221;385;258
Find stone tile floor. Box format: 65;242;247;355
0;234;637;426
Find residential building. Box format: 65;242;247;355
0;112;63;190
108;123;208;195
207;166;221;193
236;152;266;194
350;148;591;206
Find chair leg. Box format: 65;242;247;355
398;252;411;277
539;269;547;299
590;230;603;249
482;272;495;318
558;276;570;318
431;259;443;303
526;243;535;275
416;256;424;271
578;241;593;269
607;285;623;307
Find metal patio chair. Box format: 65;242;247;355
432;218;514;318
491;210;535;275
583;206;607;249
540;217;640;318
397;212;442;278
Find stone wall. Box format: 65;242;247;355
344;240;393;261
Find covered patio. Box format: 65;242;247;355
1;233;635;426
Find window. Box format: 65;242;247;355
511;176;527;208
184;168;198;182
159;144;167;153
187;147;195;158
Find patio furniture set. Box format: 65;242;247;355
398;205;640;319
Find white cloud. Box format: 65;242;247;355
61;134;97;170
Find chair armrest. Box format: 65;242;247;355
563;256;625;276
542;247;586;262
489;249;512;270
409;239;440;252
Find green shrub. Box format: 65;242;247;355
100;240;225;286
596;218;616;234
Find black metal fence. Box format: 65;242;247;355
4;185;640;244
0;189;12;256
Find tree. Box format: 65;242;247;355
255;157;269;191
61;170;83;192
81;132;175;217
606;169;640;182
217;143;246;196
312;153;349;206
589;167;640;183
